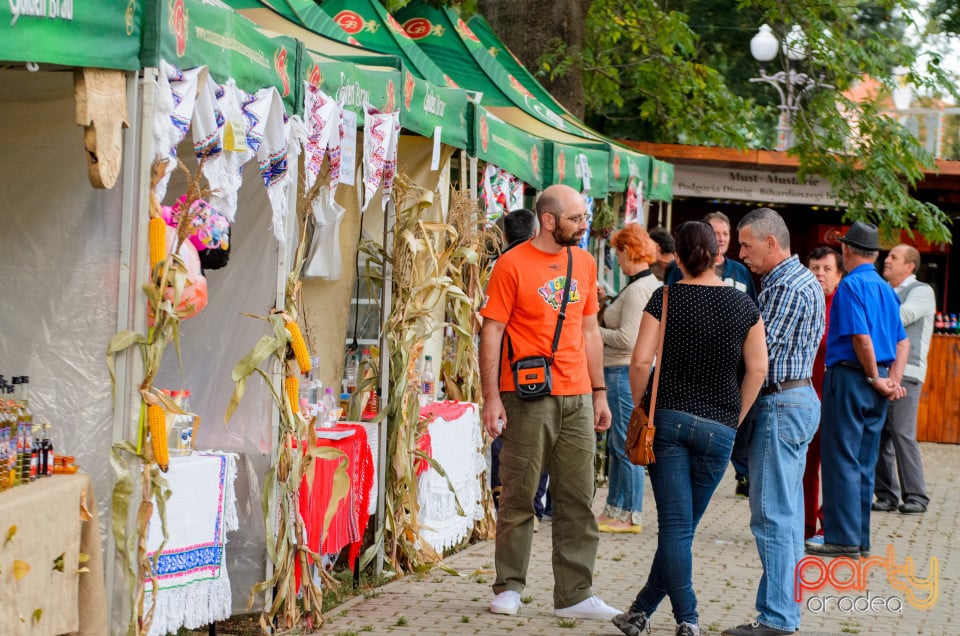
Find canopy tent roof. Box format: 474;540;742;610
232;0;469;147
474;105;544;190
648;159;675;202
0;1;142;70
465;13;654;193
142;0;303;113
315;0;456;89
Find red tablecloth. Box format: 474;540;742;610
296;424;374;589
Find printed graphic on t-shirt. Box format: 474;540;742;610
538;276;582;310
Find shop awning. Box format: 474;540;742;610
142;0;302;113
647;159;675;202
0;1;142;70
474;104;545;190
546;141;610;196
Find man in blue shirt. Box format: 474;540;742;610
808;222;908;558
723;208;824;636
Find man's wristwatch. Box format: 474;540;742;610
865;375;879;385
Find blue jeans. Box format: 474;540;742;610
821;365;890;550
731;403;758;479
748;386;820;632
604;366;644;520
629;410;735;625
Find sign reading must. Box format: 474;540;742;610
674;165;836;206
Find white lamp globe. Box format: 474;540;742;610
751;24;779;62
783;25;807;61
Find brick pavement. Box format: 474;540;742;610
318;442;958;635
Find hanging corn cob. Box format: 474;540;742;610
149;215;167;271
147;404;169;472
286;374;300;415
285;320;311;375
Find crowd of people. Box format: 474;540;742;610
479;184;936;636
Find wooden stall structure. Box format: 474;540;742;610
917;335;960;443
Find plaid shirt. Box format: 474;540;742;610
758;254;825;386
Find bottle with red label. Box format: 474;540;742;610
935;312;945;334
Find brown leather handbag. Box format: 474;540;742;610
625;286;668;466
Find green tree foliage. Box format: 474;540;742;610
929;0;960;36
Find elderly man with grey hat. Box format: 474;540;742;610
807;221;909;560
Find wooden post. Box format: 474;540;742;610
75;68;129;189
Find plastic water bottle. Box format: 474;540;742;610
421;355;436;405
344;353;359;394
319;387;338;428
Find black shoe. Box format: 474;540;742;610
735;476;749;498
899;501;927;514
612;610;651;635
805;542;861;556
871;499;897;512
722;620;796;636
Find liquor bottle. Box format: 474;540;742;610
41;422;53;477
951;314;959;334
420;355;436;405
344;352;359;394
935;312;945;334
29;424;41;481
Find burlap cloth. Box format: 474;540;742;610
0;473;107;635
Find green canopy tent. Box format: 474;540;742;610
466;13;653;195
474;103;545;190
393;1;611;196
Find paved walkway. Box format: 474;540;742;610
319;442;958;635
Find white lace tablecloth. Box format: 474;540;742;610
416;402;486;552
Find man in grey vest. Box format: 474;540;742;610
873;244;935;514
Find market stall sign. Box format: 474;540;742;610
316;0;454;89
0;0;142;70
673;165;835;206
474;104;544;190
142;0;302;113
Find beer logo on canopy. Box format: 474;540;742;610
308;64;323;88
508;75;533;99
387;14;410;39
125;0;137;36
443;74;459;88
404;72;415;110
479;114;489;153
403;17;433;40
457;18;479;42
557;151;567;183
385;79;397;113
275;47;290;97
613;155;621;180
531;146;540;179
334;10;365;35
172;0;188;57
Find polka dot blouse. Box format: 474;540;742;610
644;284;760;428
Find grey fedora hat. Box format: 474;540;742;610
838;221;881;251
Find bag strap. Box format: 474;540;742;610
648;285;669;425
507;247;573;364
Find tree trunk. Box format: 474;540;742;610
478;0;590;119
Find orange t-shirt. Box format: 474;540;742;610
480;241;599;395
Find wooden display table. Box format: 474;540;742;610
917;334;960;443
0;473;107;636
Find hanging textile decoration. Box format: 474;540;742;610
244;87;292;242
361;102;400;212
481;164;523;222
579;195;594;251
303;83;344;212
303;185;347;280
215;80;256;222
192;73;227;217
153;61;203;201
624;177;641;225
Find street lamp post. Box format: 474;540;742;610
749;24;830;151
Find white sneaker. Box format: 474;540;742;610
554;595;622;620
489;590;522;615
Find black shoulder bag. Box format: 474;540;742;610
507;247;573;401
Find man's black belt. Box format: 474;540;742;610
761;378;813;395
835;360;890;372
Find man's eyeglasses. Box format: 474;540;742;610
555;213;587;225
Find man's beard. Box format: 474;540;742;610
552;226;583;247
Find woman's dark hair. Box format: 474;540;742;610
674;221;718;278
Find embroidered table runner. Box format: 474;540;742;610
143;452;238;636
